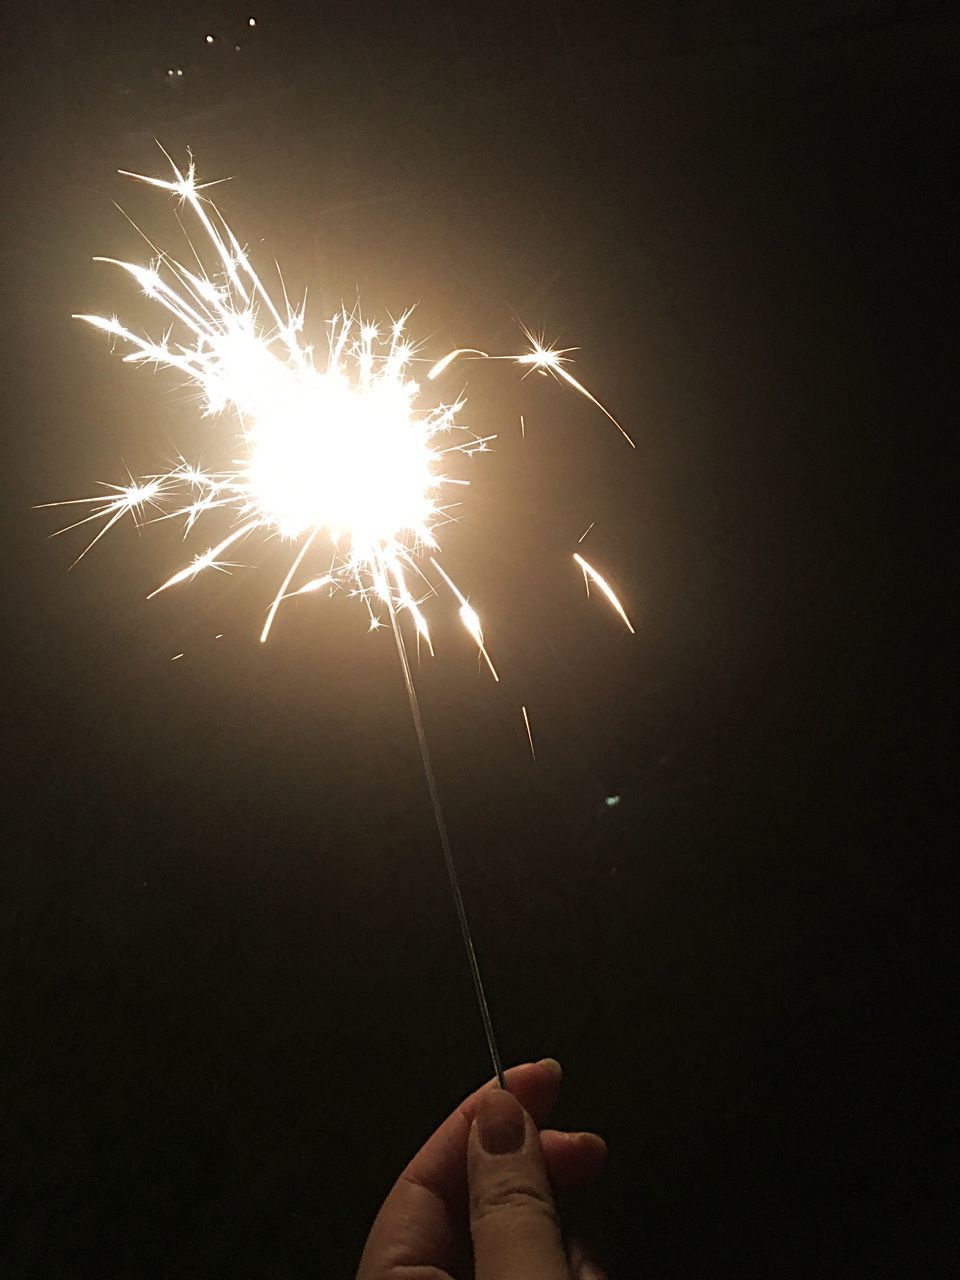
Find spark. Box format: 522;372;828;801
521;705;536;761
288;574;334;598
430;556;498;681
428;326;635;448
573;552;635;634
53;150;634;686
577;521;594;544
38;476;168;564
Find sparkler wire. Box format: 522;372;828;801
384;589;506;1090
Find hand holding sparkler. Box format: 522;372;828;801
356;1058;608;1280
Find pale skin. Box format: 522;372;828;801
356;1058;608;1280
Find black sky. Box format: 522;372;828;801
1;3;953;1276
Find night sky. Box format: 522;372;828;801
1;4;952;1276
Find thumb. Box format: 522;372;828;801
467;1087;571;1280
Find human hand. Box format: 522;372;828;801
356;1058;608;1279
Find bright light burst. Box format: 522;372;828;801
47;149;634;661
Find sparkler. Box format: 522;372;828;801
46;149;635;1087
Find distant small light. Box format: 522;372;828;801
176;68;183;76
248;16;256;26
604;795;621;808
167;68;174;76
205;34;214;44
235;44;241;51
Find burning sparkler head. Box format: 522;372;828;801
49;149;633;658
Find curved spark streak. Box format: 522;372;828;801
429;557;498;682
428;332;635;448
573;553;635;634
260;526;322;642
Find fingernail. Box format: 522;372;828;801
477;1088;526;1154
537;1056;563;1081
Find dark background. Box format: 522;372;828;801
1;3;953;1276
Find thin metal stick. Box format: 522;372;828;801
385;595;506;1089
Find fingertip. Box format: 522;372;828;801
578;1131;608;1157
500;1058;562;1103
550;1128;607;1151
501;1060;538;1085
537;1056;563;1082
540;1128;608;1194
569;1131;609;1171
